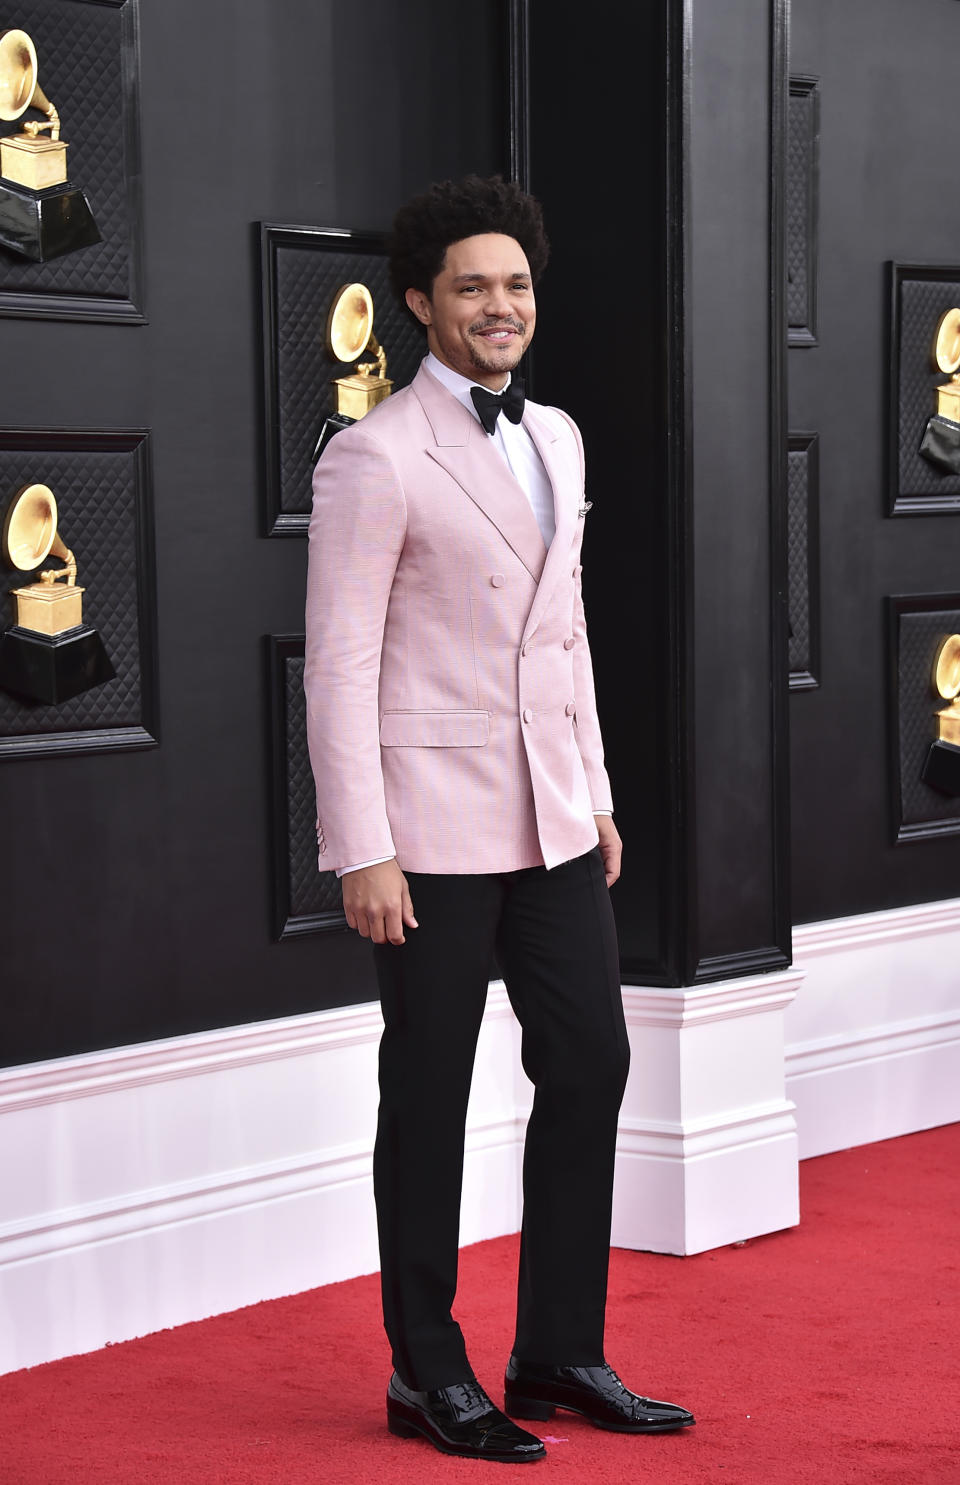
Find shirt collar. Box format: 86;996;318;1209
424;351;512;426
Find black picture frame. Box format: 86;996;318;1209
788;431;821;690
888;262;960;515
787;75;819;349
266;633;346;939
259;222;429;537
887;591;960;843
0;0;144;324
0;426;158;758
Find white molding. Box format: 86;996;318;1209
6;894;960;1372
0;983;524;1376
0;985;517;1115
623;971;804;1027
793;897;960;956
787;895;960;1158
0;1115;526;1270
787;1009;960;1080
617;1100;797;1161
612;969;801;1255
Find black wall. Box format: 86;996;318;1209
789;0;960;922
7;0;959;1069
1;0;508;1067
530;0;790;983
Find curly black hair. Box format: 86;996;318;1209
388;175;550;315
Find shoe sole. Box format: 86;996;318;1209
387;1406;546;1463
505;1392;695;1434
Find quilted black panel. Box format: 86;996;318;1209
0;432;155;752
787;79;818;341
896;608;960;831
284;653;343;925
0;0;141;315
895;272;960;506
787;440;813;677
267;230;427;525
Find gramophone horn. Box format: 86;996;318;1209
0;29;60;139
2;483;59;571
326;283;374;363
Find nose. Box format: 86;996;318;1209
483;284;513;318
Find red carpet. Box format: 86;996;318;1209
2;1123;958;1484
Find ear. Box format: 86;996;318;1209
405;286;432;326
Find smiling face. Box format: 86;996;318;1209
404;232;536;389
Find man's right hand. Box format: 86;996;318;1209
341;859;418;946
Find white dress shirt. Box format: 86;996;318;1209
336;354;605;878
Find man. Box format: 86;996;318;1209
304;175;693;1463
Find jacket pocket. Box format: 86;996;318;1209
379;709;490;747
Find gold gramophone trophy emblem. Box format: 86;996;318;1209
0;28;101;261
918;308;960;475
920;634;960;795
0;483;114;703
312;282;393;461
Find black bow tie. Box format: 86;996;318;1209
470;378;526;435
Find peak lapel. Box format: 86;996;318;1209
520;404;581;642
415;364;547;582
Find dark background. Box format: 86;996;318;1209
788;0;960;922
4;0;960;1068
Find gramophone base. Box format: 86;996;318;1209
0;178;102;263
921;738;960;797
918;414;960;476
312;412;357;464
0;624;115;704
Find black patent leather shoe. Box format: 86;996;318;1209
504;1356;695;1433
387;1372;546;1462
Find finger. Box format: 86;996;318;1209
384;903;406;947
354;909;371;939
344;905;358;932
401;881;418;929
369;913;389;946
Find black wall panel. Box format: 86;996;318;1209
1;0;509;1068
528;0;672;981
789;0;960;924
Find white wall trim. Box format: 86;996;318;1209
793;897;960;956
787;1009;960;1081
0;986;519;1115
0;982;524;1376
623;971;804;1027
618;1100;798;1161
787;896;960;1158
4;896;960;1373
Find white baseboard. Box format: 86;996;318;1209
0;985;524;1377
4;896;959;1374
610;973;802;1255
788;900;960;1158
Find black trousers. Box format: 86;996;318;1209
372;845;630;1392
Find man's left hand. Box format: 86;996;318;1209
595;814;622;887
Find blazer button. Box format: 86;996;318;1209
563;637;575;650
565;702;576;716
522;708;533;723
491;573;505;587
573;564;583;578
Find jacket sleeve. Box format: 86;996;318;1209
303;423;407;872
552;406;615;815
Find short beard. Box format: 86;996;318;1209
465;321;527;373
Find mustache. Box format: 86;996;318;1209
469;318;526;335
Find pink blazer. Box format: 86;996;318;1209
304;361;613;875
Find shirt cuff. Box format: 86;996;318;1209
336;855;396;878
